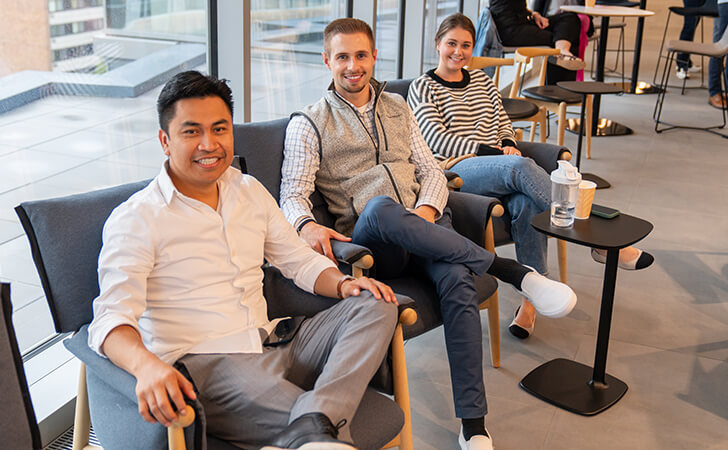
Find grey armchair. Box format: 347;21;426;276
0;283;43;450
16;178;415;450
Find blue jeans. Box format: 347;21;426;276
677;0;703;70
351;196;495;419
451;155;551;275
708;3;728;96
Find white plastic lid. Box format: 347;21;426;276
550;160;582;185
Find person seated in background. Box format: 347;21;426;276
707;0;728;108
88;70;401;450
488;0;585;84
280;17;579;450
408;13;654;340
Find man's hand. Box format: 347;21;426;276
133;355;197;427
501;146;522;156
299;221;351;263
533;13;549;29
412;205;437;223
341;276;398;305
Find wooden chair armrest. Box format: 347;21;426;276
168;406;196;450
515;47;561;62
467;56;514;70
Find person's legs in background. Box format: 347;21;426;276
676;0;702;77
545;12;583;84
707;2;728;108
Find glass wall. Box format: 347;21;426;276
374;0;399;81
250;0;346;121
422;0;459;70
0;0;208;356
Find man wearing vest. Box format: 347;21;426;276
280;18;578;450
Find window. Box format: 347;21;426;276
374;0;400;81
50;19;105;38
250;0;347;121
422;0;459;70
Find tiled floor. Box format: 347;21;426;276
1;6;727;448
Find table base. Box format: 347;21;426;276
611;81;663;95
565;118;633;136
520;358;628;416
582;173;611;189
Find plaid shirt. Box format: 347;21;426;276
280;86;448;231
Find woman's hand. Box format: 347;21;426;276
533;13;549;30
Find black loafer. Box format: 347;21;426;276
262;413;356;449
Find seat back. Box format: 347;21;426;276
467;56;514;87
15;180;150;333
0;283;43;450
383;79;413;101
512;47;561;98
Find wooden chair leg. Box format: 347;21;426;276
515;128;523;141
529;119;537;142
557;102;567;147
557;239;567;284
485;291;500;368
384;313;416;450
539;108;547;143
72;363;95;450
586;95;593;159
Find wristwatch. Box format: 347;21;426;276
337;275;356;299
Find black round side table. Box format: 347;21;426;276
519;210;653;416
557;81;623;189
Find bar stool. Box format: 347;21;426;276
652;0;719;90
557;81;624;189
653;26;728;138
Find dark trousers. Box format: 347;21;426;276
677;0;703;69
350;195;494;418
708;3;728;96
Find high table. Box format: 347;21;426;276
561;5;655;136
520;210;653;415
557;81;623;189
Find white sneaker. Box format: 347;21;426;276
687;65;701;73
458;427;494;450
676;68;689;80
516;270;577;318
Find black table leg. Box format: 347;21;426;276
520;248;627;415
625;0;662;95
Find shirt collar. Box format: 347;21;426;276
331;84;377;114
157;161;240;206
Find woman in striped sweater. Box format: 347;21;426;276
408;13;653;339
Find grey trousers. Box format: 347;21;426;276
178;293;398;448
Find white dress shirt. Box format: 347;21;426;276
88;164;336;364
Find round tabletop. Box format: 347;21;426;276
560;5;655;17
557;81;624;95
531;210;653;250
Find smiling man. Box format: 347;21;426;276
280;18;578;450
87;71;401;449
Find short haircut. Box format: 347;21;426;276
156;71;234;133
434;13;476;44
323;18;375;55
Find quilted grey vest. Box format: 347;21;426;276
293;80;420;235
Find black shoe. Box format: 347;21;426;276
262;413;356;449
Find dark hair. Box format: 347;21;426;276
324;18;375;55
434;13;476;44
156;71;234;133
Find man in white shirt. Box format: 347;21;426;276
88;71;399;449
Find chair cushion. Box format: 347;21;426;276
502;98;540;120
16;180;150;333
523;85;582;104
234;118;289;200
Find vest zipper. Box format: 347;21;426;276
377;113;389;153
382;164;404;205
335;91;380;163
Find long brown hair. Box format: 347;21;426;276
434;13;476;45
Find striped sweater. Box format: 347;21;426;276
408;68;517;159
